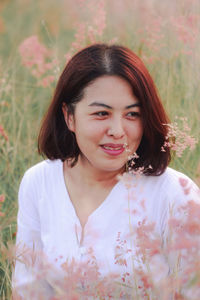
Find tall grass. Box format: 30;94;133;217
0;0;199;298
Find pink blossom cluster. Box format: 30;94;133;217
121;0;200;62
114;175;200;299
132;197;200;299
64;0;107;63
161;117;197;157
18;35;57;87
0;124;8;141
115;231;132;269
138;15;165;64
167;198;200;299
13;250;131;299
171;14;200;51
0;194;5;217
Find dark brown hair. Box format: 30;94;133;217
38;43;171;175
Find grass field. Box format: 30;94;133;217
0;0;200;298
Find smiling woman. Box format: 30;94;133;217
13;44;199;299
38;44;171;175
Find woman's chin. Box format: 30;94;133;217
77;153;128;176
93;162;126;174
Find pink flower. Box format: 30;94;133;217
0;194;5;202
0;125;8;141
19;35;50;70
162;117;197;157
64;0;107;63
179;177;188;188
19;35;57;87
0;194;5;217
136;220;162;257
171;14;200;49
41;75;55;88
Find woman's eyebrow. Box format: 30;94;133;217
89;102;112;109
88;102;141;109
125;103;141;109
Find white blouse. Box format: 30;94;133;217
13;159;199;298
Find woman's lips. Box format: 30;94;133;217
100;144;125;156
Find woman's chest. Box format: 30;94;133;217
39;210;137;285
37;179;168;280
38;196;162;270
35;185;170;300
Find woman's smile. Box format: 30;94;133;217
100;143;125;156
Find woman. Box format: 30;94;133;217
13;44;199;299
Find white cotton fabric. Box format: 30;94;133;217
13;159;199;297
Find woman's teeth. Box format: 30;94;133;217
102;146;122;150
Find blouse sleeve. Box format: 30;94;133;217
12;169;44;295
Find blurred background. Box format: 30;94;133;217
0;0;200;298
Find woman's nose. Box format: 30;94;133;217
107;117;125;139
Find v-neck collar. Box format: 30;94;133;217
58;159;123;228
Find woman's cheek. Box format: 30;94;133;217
126;121;143;138
85;122;106;137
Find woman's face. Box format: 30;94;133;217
63;75;143;174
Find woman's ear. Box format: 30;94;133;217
62;103;75;132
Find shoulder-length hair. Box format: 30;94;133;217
38;43;171;175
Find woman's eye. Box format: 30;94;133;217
94;111;108;117
126;112;140;118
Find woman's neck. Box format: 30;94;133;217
65;156;125;189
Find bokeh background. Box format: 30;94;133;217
0;0;200;298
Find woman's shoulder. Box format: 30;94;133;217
122;167;199;204
20;159;62;189
159;167;199;193
23;159;61;177
137;166;198;190
146;167;199;205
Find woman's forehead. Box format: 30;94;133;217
81;75;139;107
